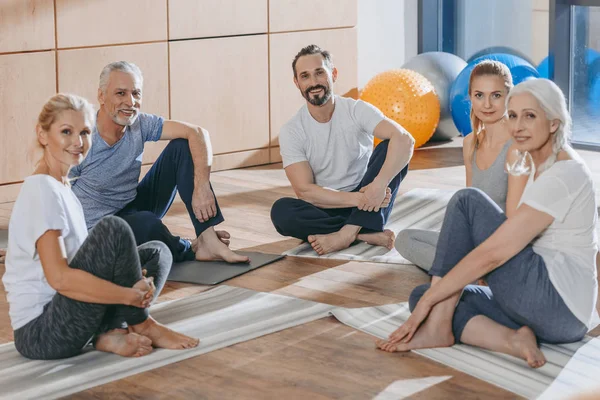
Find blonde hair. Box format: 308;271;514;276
506;78;571;175
31;93;96;164
468;60;513;160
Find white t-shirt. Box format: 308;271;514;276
279;95;385;191
519;156;599;329
2;175;88;330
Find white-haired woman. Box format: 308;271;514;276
376;78;598;368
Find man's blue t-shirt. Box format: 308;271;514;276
70;113;163;229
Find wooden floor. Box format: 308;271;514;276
1;137;600;399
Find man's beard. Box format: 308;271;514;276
110;109;138;126
303;84;332;106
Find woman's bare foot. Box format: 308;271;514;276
376;317;454;353
357;229;395;250
95;328;153;357
130;317;200;350
506;326;546;368
0;249;5;264
194;227;249;263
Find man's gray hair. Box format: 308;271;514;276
99;61;143;93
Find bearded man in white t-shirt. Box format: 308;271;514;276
271;44;415;255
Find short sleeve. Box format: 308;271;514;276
139;113;164;142
522;175;573;222
351;99;385;136
17;179;69;256
279;124;308;168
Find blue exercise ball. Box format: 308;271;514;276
588;58;600;116
537;48;600;78
467;46;535;66
402;52;467;141
449;53;540;136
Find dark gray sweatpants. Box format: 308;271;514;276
14;216;172;360
409;188;588;344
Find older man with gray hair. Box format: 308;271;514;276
70;61;248;264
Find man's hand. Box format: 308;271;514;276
192;182;217;222
357;179;390;212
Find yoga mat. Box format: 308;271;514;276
168;251;285;285
0;285;334;400
330;302;592;399
283;188;455;264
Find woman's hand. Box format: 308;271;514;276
128;276;155;308
387;298;433;344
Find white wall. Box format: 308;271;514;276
357;0;418;89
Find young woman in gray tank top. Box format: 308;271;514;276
396;60;527;271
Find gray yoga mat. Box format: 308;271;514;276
168;251;285;285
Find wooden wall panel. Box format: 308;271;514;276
0;0;55;53
169;0;267;39
170;35;269;154
0;52;56;183
269;28;357;145
269;0;357;33
57;42;169;163
55;0;167;48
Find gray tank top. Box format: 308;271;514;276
471;140;512;211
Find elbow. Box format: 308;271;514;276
46;273;67;293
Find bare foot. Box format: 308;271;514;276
194;228;249;263
507;326;546;368
0;249;5;264
190;230;230;252
375;317;454;353
357;229;395;250
308;231;356;255
130;317;200;350
95;328;153;357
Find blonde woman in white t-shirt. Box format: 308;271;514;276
2;94;198;360
376;79;598;368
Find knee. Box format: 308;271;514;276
166;138;191;157
95;215;132;236
448;187;485;209
394;229;414;253
409;283;431;311
270;198;298;228
139;240;173;270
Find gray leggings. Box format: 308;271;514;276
14;216;172;360
409;188;587;344
395;229;439;272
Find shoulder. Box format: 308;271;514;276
462;134;474;158
280;108;307;138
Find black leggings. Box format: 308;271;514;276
14;216;172;360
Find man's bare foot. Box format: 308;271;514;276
357;229;395;250
506;326;546;368
376;317;454;353
194;228;249;263
130;317;199;350
190;230;230;252
95;328;153;357
308;231;356;255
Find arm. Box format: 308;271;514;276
420;205;553;307
463;134;473;187
160;120;215;221
358;119;414;211
285;161;361;209
504;143;530;218
372;119;414;184
37;230;150;307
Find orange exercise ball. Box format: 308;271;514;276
360;69;441;149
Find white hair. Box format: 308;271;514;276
505;78;571;175
98;61;143;93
